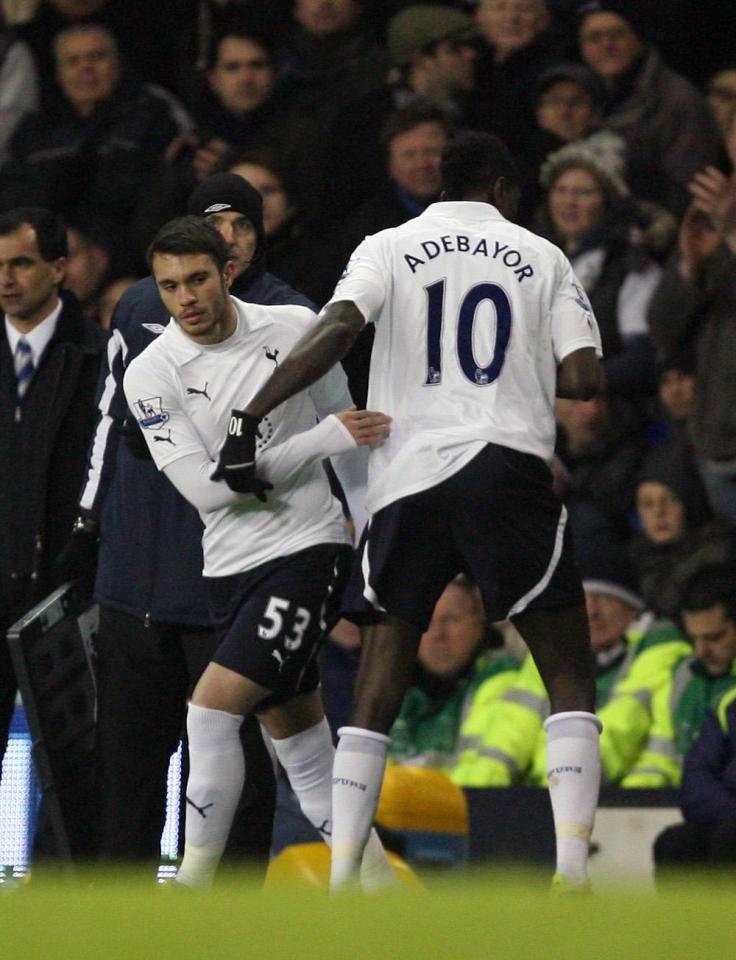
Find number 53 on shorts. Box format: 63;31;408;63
258;595;313;650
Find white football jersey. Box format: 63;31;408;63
123;296;351;577
328;201;602;514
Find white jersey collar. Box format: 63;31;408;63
163;295;247;366
421;201;506;222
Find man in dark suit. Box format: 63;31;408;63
0;205;107;768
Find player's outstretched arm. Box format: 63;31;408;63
555;347;602;400
246;301;366;419
209;302;366;497
164;409;390;512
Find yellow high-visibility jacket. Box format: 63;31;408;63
621;655;736;788
450;616;689;788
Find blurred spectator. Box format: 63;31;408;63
516;61;604;222
317;101;454;403
190;29;299;179
0;17;38;161
537;135;666;397
389;576;518;770
0;206;107;771
0;23;191;223
96;274;138;330
387;4;478;119
339;100;452;248
324;3;475;220
651;350;696;444
277;0;390;223
632;441;736;619
705;66;736;139
647;154;736;524
18;0;180;87
555;391;647;540
471;0;567;151
130;29;305;251
654;686;736;878
63;211;126;323
451;533;687;787
577;0;720;215
172;0;295;105
228;151;330;307
622;564;736;788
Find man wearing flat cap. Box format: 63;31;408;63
61;172;314;872
386;4;479;120
324;4;480;221
577;0;720;215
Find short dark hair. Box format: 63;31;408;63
441;131;520;200
680;565;736;622
53;22;119;64
208;29;275;71
0;207;68;260
147;216;231;272
380;100;454;149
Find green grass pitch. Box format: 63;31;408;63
2;868;733;960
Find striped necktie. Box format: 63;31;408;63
14;337;34;406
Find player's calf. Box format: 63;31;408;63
176;703;245;889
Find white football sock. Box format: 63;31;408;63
330;726;391;892
176;703;244;889
544;710;602;887
270;717;336;845
270;718;395;892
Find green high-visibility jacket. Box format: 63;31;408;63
388;651;519;770
621;655;736;788
450;615;689;788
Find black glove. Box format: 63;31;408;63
55;517;99;584
122;414;153;460
211;409;273;501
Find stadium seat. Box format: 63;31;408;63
264;842;420;889
376;767;469;868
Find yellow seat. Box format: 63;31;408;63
265;843;420;889
377;766;468;835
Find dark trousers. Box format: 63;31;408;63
95;606;276;871
654;820;736;880
0;580;39;768
0;612;16;769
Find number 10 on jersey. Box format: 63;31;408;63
425;280;511;387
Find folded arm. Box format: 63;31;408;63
164;414;358;513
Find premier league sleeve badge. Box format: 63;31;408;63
134;396;171;429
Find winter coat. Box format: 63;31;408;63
598;45;720;215
680;687;736;824
648;245;736;461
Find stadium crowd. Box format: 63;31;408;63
3;0;736;879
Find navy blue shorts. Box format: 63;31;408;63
342;443;583;632
206;544;351;709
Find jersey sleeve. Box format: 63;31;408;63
550;255;603;363
163;415;357;514
123;355;204;471
325;233;389;325
308;361;353;418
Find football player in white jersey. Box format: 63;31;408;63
227;132;605;892
123;217;395;890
